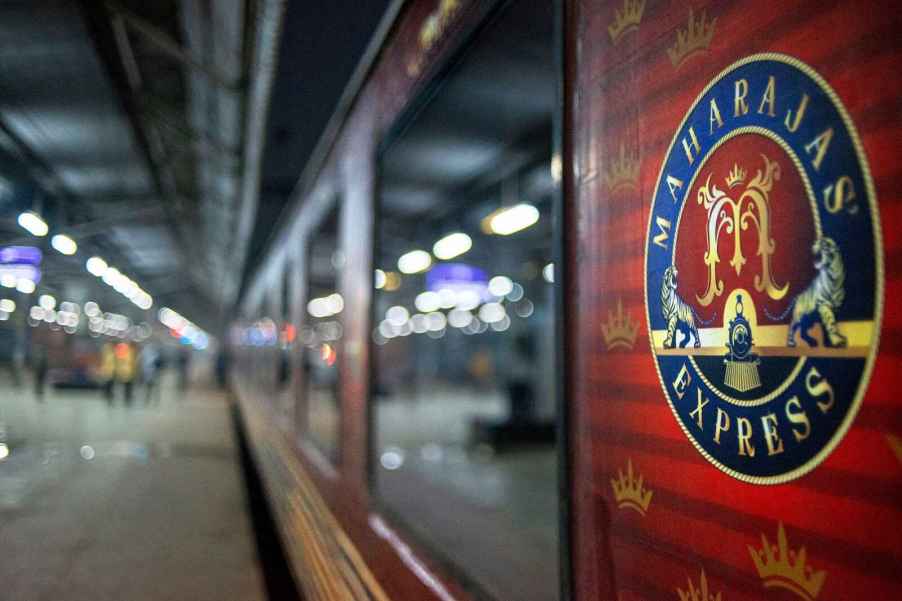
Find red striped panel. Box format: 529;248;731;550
571;1;902;599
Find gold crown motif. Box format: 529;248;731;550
610;459;652;515
725;163;747;188
677;569;723;601
604;143;640;193
748;522;827;601
608;0;645;44
667;8;717;68
602;297;639;350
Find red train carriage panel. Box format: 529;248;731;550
570;1;901;600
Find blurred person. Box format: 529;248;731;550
115;342;137;403
141;343;162;404
10;344;24;388
99;342;116;403
216;347;231;390
177;347;190;392
32;344;48;401
506;333;537;423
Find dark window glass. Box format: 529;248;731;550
372;3;559;600
303;206;341;461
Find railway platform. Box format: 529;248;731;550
0;375;266;601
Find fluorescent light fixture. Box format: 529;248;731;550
543;262;554;283
307;293;343;318
39;294;56;310
51;234;77;255
86;256;108;276
485;204;539;236
135;293;153;310
121;278;139;298
102;267;121;286
432;233;472;260
0;274;16;288
0;299;15;313
398;250;432;274
17;211;48;237
16;279;35;294
158;307;186;330
326;293;344;314
307;297;329;318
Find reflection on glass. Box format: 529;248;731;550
303;206;341;461
372;3;558;600
276;265;295;428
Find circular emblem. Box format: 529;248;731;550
644;53;882;483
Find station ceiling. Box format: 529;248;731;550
0;0;392;333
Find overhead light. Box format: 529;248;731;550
386;305;409;327
307;293;343;318
17;211;48;237
121;278;139;298
39;294;56;310
483;204;539;236
478;302;506;324
51;234;77;255
550;153;562;183
543;262;554;283
447;308;473;329
135;293;153;310
432;233;472;260
398;250;432;274
414;291;441;313
102;267;121;286
0;274;16;288
326;293;344;314
86;256;108;276
488;276;514;297
374;269;386;290
16;279;35;294
0;299;15;313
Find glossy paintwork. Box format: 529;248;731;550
234;1;902;600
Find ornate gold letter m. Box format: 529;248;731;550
695;155;788;306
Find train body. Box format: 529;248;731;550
232;1;902;599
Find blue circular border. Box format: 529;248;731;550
643;53;883;484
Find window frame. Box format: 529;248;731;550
366;1;571;599
301;194;344;465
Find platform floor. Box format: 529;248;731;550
0;376;266;601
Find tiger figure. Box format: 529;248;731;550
661;265;701;348
786;236;847;347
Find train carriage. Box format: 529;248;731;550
233;1;902;600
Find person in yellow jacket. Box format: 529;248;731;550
99;342;116;403
114;342;137;403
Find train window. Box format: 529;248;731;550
276;259;295;428
303;204;342;462
372;3;559;600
